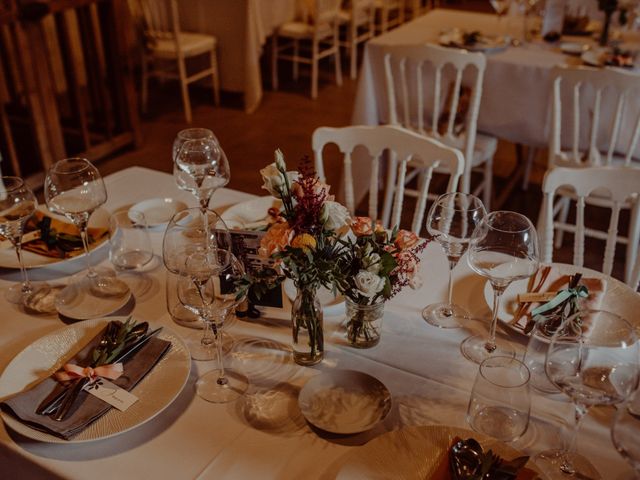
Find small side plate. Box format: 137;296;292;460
129;198;188;227
560;42;589;55
298;370;391;435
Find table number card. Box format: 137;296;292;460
84;379;139;412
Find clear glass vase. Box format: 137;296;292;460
345;298;385;348
291;285;323;366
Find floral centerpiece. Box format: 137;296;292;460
598;0;639;45
332;217;427;348
258;150;350;365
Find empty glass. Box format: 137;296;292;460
422;192;486;328
467;355;531;443
108;210;153;270
464;211;539;364
611;387;640;476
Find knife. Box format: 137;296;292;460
37;327;163;417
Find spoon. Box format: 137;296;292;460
449;438;484;479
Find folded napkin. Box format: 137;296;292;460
1;325;171;440
513;266;606;331
20;211;108;259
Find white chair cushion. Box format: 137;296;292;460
471;133;498;166
150;32;217;59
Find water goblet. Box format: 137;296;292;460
422;192;486;328
44;158;130;317
467;355;531;442
162;207;231;334
537;310;640;479
177;249;248;403
490;0;511;27
0;176;55;312
463;211;539;364
611;387;640;476
108;210;154;270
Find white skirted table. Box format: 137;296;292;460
0;167;636;479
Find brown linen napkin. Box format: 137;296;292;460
0;325;171;440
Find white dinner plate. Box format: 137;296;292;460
0;206;110;269
54;277;133;320
335;425;546;479
283;278;345;316
129;198;188;228
298;370;391;435
221;196;282;230
483;263;640;336
560;41;589;55
0;317;190;443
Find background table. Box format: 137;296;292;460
0;167;636;479
179;0;299;113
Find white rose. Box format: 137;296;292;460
260;163;298;198
354;270;385;298
362;253;381;274
321;201;351;233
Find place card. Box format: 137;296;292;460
84;379;139;411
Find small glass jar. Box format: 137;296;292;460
345;298;385;349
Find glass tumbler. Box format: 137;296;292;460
109;210;154;270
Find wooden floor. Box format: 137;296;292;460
95;1;631;284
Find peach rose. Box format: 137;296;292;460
351;217;373;236
259;221;294;257
395;230;419;250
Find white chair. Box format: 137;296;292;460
271;0;343;99
546;65;640;283
380;43;496;222
312;124;464;234
539;166;640;287
139;0;220;123
338;0;375;79
374;0;406;33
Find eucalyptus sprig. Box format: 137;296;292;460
91;317;139;366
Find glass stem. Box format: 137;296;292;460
560;403;589;475
446;259;457;305
486;285;505;352
77;218;95;278
213;314;228;386
198;194;209;213
11;233;31;294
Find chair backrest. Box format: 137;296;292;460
540;165;640;283
351;0;376;27
138;0;180;47
381;43;486;190
312;124;464;234
549;65;640;168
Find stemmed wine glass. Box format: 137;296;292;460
173;129;229;212
464;211;539;364
177;248;248;403
490;0;511;27
44;158;129;317
538;310;640;479
0;176;54;312
611;386;640;476
422;192;486;328
162;207;231;342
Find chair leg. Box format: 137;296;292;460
350;26;357;79
554;196;571;248
311;39;319;99
624;198;640;285
521;147;537;191
381;152;398;228
483;155;494;210
293;39;299;81
334;31;343;86
141;54;148;113
272;34;279;91
177;58;192;123
210;49;220;106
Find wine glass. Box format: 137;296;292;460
162;207;231;339
422;192;486;328
173;131;229;212
177;248;248;403
537;310;640;479
464;211;539;364
612;386;640;476
490;0;511;27
0;176;55;312
44;158;130;316
467;355;531;442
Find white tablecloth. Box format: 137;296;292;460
0;167;636;479
179;0;299;113
352;9;640;148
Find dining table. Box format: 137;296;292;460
178;0;300;114
350;8;640;205
0;166;638;479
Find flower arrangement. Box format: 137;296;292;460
333;217;427;347
258;150;350;364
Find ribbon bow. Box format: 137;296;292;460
531;285;589;318
54;363;124;383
